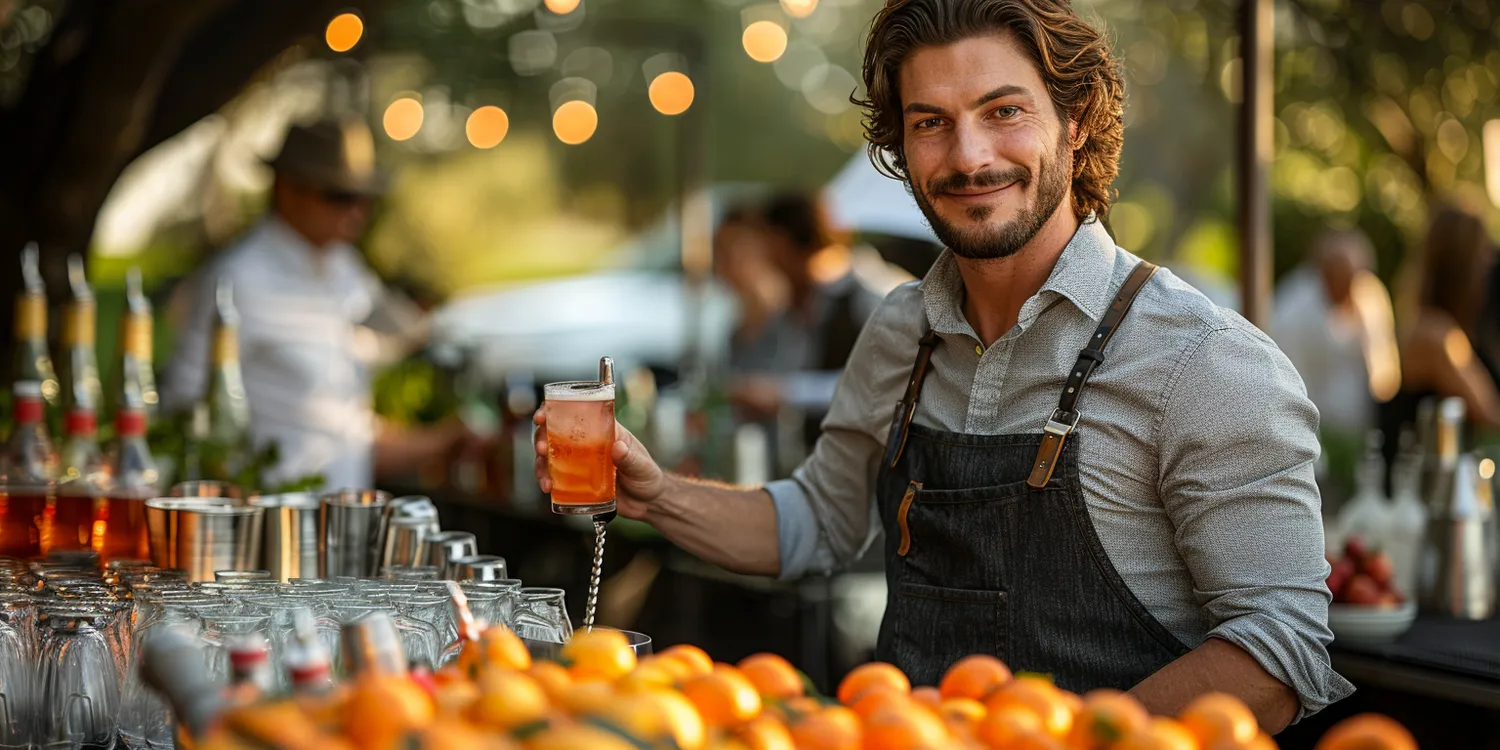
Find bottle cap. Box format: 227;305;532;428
116;408;147;438
64;409;96;437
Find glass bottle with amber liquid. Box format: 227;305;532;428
58;254;103;426
0;380;58;557
109;267;159;425
100;404;159;560
10;244;60;413
49;406;108;554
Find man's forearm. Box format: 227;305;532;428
1129;637;1298;734
639;475;781;577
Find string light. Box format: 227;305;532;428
649;72;695;116
780;0;818;18
553;100;598;145
742;21;788;63
544;0;581;14
466;106;510;148
383;97;424;141
325;12;364;53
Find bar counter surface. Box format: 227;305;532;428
406;482;1500;749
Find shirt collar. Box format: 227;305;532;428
919;216;1120;336
261;215;358;278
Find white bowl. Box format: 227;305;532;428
1328;602;1417;645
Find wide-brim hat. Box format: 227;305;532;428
264;118;388;196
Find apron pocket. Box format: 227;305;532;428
889;582;1006;687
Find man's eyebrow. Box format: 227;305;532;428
903;85;1034;117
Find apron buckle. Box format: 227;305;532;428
1043;408;1080;437
1028;409;1079;489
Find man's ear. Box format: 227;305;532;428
1067;119;1084;149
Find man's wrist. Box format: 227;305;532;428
637;473;682;521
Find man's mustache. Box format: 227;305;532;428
926;166;1030;195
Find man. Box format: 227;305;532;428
1271;229;1400;436
164;118;468;490
536;0;1350;730
717;193;888;439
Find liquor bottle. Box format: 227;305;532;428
226;632;275;706
203;279;252;483
10;244;60;412
57;254;103;420
0;380;58;557
110;267;159;424
49;404;108;554
99;403;160;561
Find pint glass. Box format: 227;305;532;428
544;380;616;515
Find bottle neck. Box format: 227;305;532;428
62;300;96;350
13;294;46;342
65;410;98;440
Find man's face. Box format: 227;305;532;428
900;33;1074;260
278;177;372;248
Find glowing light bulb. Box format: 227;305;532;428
553;100;598;145
325;13;364;53
649;72;695;116
466;106;510;148
383;98;424;141
742;21;788;63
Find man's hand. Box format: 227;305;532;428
533;410;667;520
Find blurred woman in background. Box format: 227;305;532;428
1383;204;1500;447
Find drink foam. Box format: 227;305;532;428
545;382;615;402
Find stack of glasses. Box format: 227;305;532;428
0;552;574;750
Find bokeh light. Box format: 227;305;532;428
466;106;510;149
780;0;818;18
553;100;598;145
742;21;788;64
544;0;581;14
383;97;424;142
649;72;695;116
325;13;364;53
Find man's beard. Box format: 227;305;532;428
910;131;1072;261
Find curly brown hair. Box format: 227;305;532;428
856;0;1126;220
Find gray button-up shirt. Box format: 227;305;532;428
765;218;1354;717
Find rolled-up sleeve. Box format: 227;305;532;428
1157;322;1355;719
769;283;924;580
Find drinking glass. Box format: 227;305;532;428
340;602;436;674
514;587;572;644
36;607;120;750
461;579;521;629
380;565;441;582
120;590;211;750
544;380;616;515
214;570;272;583
0;594;34;750
194;602;272;687
169;481;242;502
395;593;451;668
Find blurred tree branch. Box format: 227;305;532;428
0;0;388;360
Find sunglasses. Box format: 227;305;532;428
319;189;367;205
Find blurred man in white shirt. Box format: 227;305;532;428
164;118;468;490
1271;229;1401;435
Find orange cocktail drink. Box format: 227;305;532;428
545;380;616;515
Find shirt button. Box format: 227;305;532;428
975;344;984;356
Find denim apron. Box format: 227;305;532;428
872;261;1191;690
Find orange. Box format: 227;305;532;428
458;624;531;675
983;676;1073;738
1314;713;1416;750
557;680;617;716
976;704;1045;749
470;668;549;731
620;657;682;692
524;723;638;750
769;695;825;723
737;714;796;750
940;655;1013;702
661;644;715;678
344;674;435;749
1248;733;1278;750
790;706;862;750
911;686;943;712
1115;718;1201;750
862;704;951;750
527;661;574;702
222;700;335;750
418;718;520;750
1067;689;1150;749
1178;693;1258;747
1009;732;1067;750
850;684;914;720
938;697;986;727
653;688;710;750
739;653;805;701
562;628;637;683
432;678;480;716
683;666;763;727
837;662;911;705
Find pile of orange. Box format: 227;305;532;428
195;627;1417;750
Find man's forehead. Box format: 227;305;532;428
898;34;1045;104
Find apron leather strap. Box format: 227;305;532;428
1027;260;1158;488
885;329;941;469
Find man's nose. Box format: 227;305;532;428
948;119;996;176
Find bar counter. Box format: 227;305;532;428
403;482;1500;749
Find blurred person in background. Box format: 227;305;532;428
163;118;471;490
1381;204;1500;444
715;192;887;438
1271;228;1400;436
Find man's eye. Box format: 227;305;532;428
995;106;1021;119
913;117;943;130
